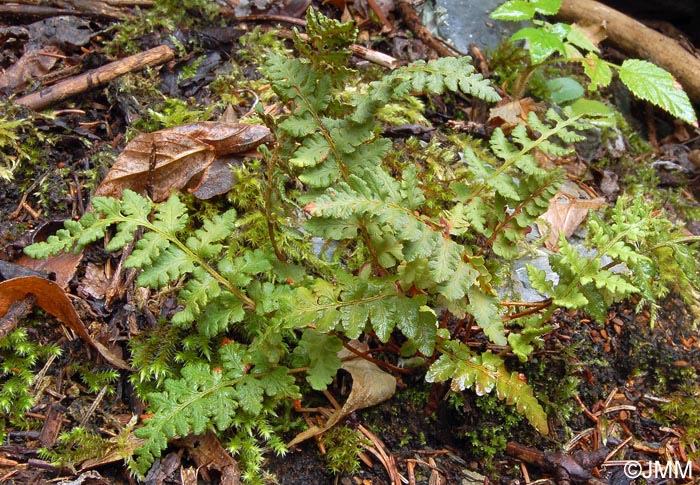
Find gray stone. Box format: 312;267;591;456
433;0;523;52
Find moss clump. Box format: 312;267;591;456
321;425;371;475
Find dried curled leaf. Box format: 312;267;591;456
0;276;130;370
287;340;396;447
95;122;271;201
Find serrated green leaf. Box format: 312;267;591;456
436;259;479;301
565;24;599;53
234;379;264;414
132;246;194;288
490;0;537;20
198;293;245;336
279;113;319;137
618;59;697;124
151;194;188;233
511;27;567;64
581;53;612;91
526;265;554;295
305;216;360;239
340;302;370;338
369;297;395;342
425;354;457;382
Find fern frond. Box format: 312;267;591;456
133;359;299;477
426;341;548;434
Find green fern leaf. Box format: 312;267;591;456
581;53;613;91
290;134;331;167
467;286;506;346
218;249;274;288
296;329;342;390
436;259;479;301
130;247;194;288
185;209;235;259
279;113;319;137
234;379;264;414
511;27;566;64
126;230;171;270
171;269;221;326
304;216;361;239
426;343;549;434
198;293;245;336
403;227;440;262
428;238;462;283
298;157;340;187
134;363;239;475
491;0;561;20
339;301;370;338
369;297;396;342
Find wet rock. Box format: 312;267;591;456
434;0;523;52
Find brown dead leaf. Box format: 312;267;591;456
174;432;240;485
77;263;111;300
538;193;605;251
13;220;84;289
488;98;539;133
13;251;83;290
95;122;270;202
0;276;130;370
288;340;396;447
0;45;62;93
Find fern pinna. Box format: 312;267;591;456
25;7;700;481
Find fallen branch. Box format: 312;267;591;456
14;45;175;111
0;0;130;20
396;0;455;58
558;0;700;106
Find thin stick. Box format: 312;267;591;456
396;0;455;58
232;14;399;69
15;45;175;111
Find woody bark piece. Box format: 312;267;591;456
558;0;700;106
0;0;130;20
14;45;175;111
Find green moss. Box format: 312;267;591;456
106;0;220;55
321;425;371;475
451;392;523;463
658;385;700;459
0;328;62;442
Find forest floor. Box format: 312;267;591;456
1;1;699;484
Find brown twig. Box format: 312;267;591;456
0;0;130;20
15;45;175;111
231;14;399;69
358;424;403;485
0;296;35;339
367;0;393;32
341;341;413;375
396;0;455;58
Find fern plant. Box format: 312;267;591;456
491;0;698;124
25;7;700;482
